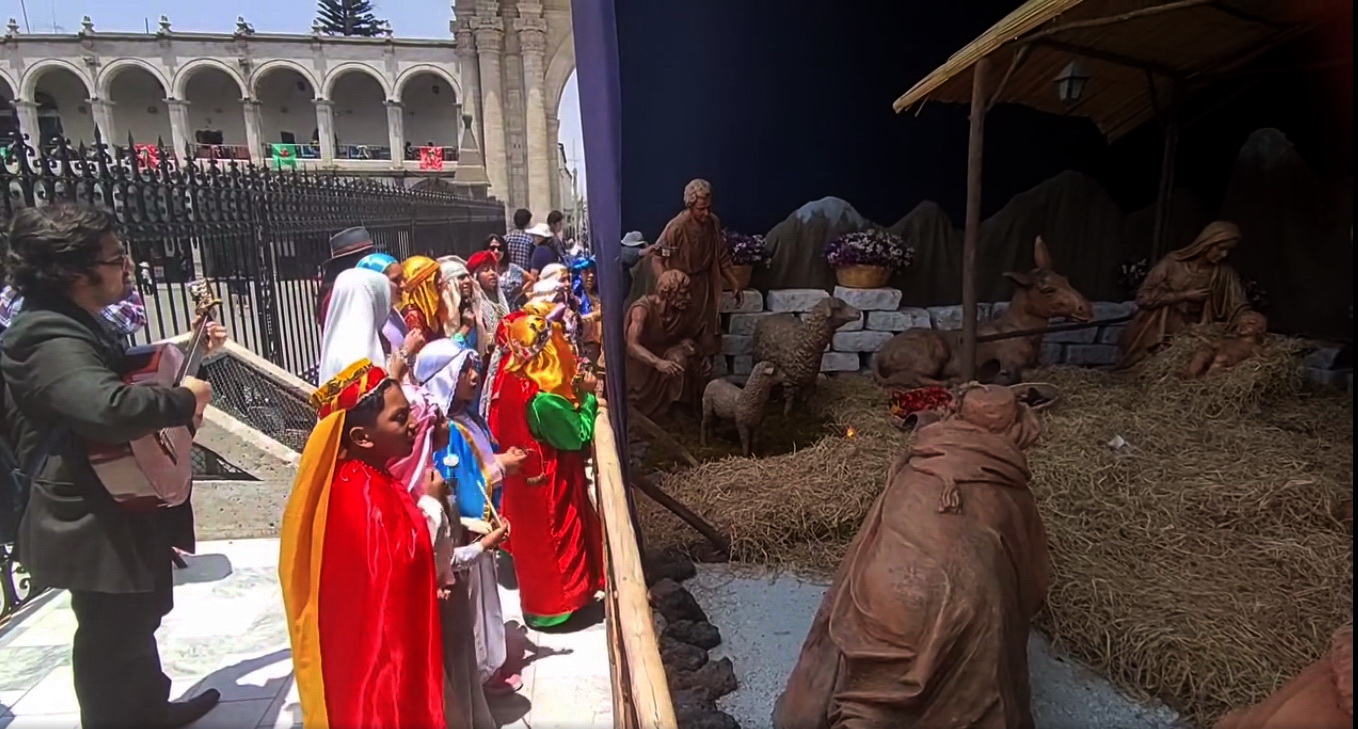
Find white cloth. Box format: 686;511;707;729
417;494;486;586
415;339;478;413
438;256;477;342
318;268;391;383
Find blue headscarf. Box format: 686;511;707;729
356;252;398;273
570;255;596;316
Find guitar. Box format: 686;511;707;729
87;280;221;512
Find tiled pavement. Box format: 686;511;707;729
0;539;612;729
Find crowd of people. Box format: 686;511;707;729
283;209;605;728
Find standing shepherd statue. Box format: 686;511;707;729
774;384;1050;729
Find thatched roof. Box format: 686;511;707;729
892;0;1344;140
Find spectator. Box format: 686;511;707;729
547;210;566;257
526;223;559;277
315;227;376;326
503;209;535;271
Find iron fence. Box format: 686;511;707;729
1;132;506;377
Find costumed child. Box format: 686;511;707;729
402;255;450;346
438;256;483;350
570;255;602;366
467;249;511;419
356;252;410;354
488;311;606;629
279;360;445;729
416;339;529;696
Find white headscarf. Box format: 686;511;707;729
415;338;479;414
528;262;570;303
438;256;475;339
319;268;391;383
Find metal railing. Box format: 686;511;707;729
1;132;506;378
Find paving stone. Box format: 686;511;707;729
1092;300;1135;320
928;305;963;331
1064;344;1120;366
831;331;895;353
1303;347;1342;370
1045;321;1099;344
720;335;752;356
711;355;729;377
720;290;764;314
819;352;860;372
1041;342;1065;365
1099;325;1127;345
732;356;753;375
800;311;862;331
990;301;1010;321
831;286;902;312
727;312;774;336
867;308;930;332
766;289;829;313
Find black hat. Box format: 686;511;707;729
328;227;375;262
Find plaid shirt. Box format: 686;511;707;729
503;229;535;270
0;286;147;336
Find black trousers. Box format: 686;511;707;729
69;575;174;729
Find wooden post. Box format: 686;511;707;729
1150;107;1180;260
960;57;991;381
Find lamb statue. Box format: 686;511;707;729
701;361;781;457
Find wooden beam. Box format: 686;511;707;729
1207;1;1286;30
1035;37;1185;80
632;472;731;556
960;56;990;382
1021;0;1215;44
988;44;1032;111
1151;108;1180;260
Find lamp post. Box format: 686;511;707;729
1055;59;1091;103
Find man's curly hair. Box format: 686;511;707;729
4;202;118;296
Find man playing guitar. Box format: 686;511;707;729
2;202;226;729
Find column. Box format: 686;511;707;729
12;100;42;150
87;99;117;144
164;98;192;160
454;21;483;152
385;100;405;168
546;113;561;211
515;13;552;216
474;20;509;201
314;99;336;164
242;98;265;163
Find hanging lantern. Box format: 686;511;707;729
1054;58;1091;104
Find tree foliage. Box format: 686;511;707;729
316;0;386;37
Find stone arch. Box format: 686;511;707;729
19;59;95;101
322;63;393;101
250;60;321;99
97;59;171;99
544;33;576;115
172;59;249;100
0;69;17;100
393;64;461;102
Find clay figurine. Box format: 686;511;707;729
774;383;1050;729
700;361;781;457
752;297;862;416
1181;310;1268;380
1213;623;1352;729
874;237;1092;389
625;270;710;416
1118;221;1250;369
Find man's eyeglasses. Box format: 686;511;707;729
97;251;131;268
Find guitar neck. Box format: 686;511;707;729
174;317;213;385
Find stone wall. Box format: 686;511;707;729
711;287;1134;376
713;288;1353;391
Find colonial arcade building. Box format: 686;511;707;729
1;1;579;215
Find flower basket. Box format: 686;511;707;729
824;230;914;289
729;264;754;291
835;264;890;289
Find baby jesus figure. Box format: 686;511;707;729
1181;310;1268;380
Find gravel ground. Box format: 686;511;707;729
686;563;1187;729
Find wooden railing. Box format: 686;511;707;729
593;397;678;729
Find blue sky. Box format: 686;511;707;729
16;0;585;188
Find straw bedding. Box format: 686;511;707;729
638;327;1352;726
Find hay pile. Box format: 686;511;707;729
639;330;1352;726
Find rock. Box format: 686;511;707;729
664;620;722;650
732;355;753;375
660;636;708;672
990;301;1010;321
669;657;738;700
1304;347;1342;370
653;609;668;636
1098;325;1126;345
1041;342;1064;364
674;707;739;729
720;290;763;314
832;285;902;312
927;305;963;331
1306;367;1349;388
1092;300;1135;320
819;352;860;372
801;311;862;331
720;335;752;356
650;578;709;624
1045;321;1098;344
711;355;729;377
670;687;717;714
1064;344;1120;366
644;549;697;585
831;330;894;353
727;312;774;336
766;288;829;313
867;307;930;332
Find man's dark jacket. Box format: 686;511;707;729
2;295;197;593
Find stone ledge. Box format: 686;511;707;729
720;290;764;314
832;330;895;353
799;312;862;331
832;286;902;312
867;308;930;332
820;352;859;372
766;289;829;313
726;312;774;336
720;335;752;356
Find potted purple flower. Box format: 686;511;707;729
723;229;770;290
823;230;914;288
